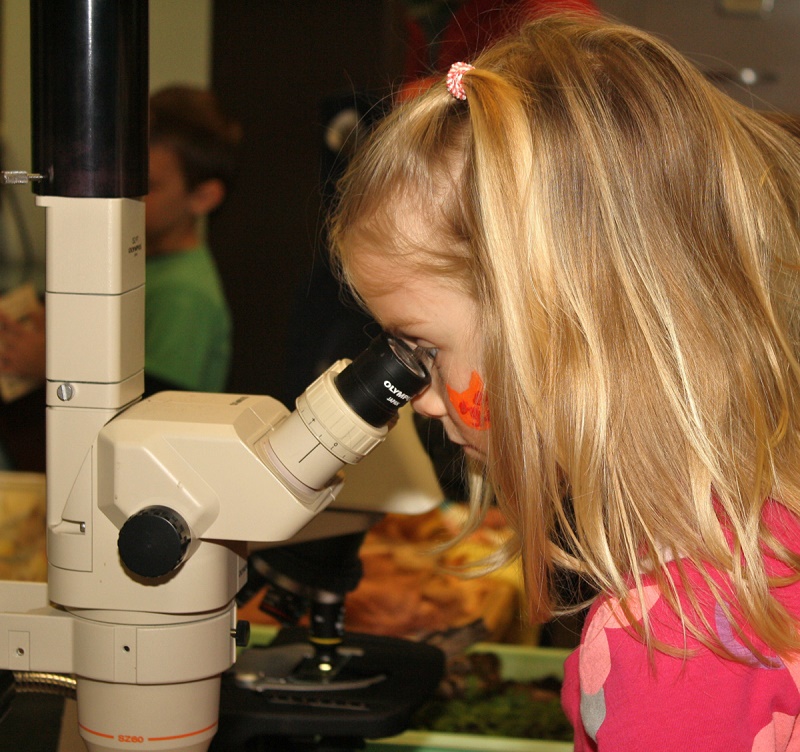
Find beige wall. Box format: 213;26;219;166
150;0;212;92
597;0;800;113
0;0;212;279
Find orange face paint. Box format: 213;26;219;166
447;371;490;430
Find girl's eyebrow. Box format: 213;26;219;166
384;327;414;344
380;317;427;338
391;328;432;346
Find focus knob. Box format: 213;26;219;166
118;505;191;578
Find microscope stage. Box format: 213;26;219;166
212;628;445;748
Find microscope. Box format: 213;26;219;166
0;2;444;750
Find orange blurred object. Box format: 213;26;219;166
239;506;523;644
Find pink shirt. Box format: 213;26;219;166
562;503;800;751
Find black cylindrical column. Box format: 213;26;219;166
30;0;148;198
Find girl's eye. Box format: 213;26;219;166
413;345;439;369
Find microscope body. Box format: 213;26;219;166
37;381;374;752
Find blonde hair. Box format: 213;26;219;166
329;13;800;657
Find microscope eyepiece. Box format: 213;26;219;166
265;332;431;493
334;334;431;427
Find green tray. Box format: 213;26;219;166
368;731;572;752
367;644;573;752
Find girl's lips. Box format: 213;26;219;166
443;430;465;448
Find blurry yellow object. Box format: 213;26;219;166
0;471;47;581
0;284;45;403
344;505;529;643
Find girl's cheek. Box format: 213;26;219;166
446;371;490;430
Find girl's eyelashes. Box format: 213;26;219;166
413;345;439;369
394;334;439;369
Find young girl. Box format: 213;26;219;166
328;12;800;750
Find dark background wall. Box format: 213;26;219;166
209;1;407;403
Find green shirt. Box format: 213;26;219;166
145;245;232;392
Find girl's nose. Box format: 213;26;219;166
411;382;448;420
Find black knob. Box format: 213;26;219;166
232;620;251;648
118;506;191;578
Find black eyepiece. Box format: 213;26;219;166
334;334;430;427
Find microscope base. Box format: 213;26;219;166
211;629;445;750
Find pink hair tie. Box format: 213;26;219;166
446;62;474;101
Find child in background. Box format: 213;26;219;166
328;13;800;750
144;85;239;394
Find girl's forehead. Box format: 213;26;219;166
347;250;403;299
345;213;432;290
339;185;475;314
350;257;472;323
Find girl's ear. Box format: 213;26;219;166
188;178;226;217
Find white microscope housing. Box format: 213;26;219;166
0;197;439;752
